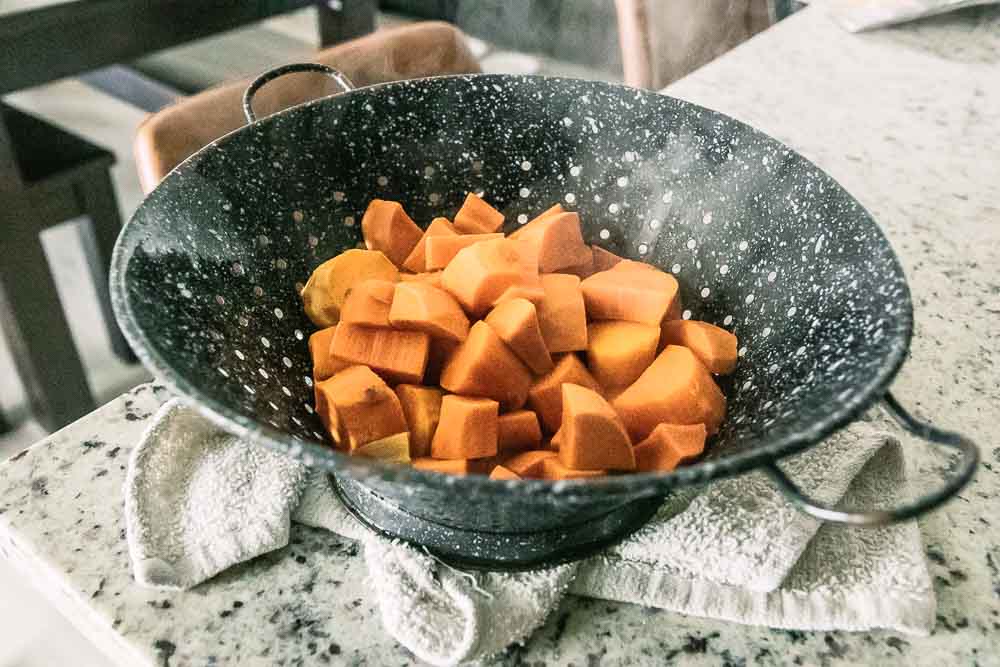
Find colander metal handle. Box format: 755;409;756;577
764;391;979;525
242;63;356;124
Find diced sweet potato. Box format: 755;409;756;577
431;395;498;460
301;249;399;327
424;337;458;386
492;282;546;307
425;233;504;271
361;199;424;267
331;323;429;385
586;321;660;390
530;203;565;223
558;384;635;471
660;320;738;375
509;211;591;273
394;384;443;458
540;458;606;480
441;238;540;316
497;410;543;452
412;457;475;476
591;245;624;272
503;450;557;478
352;432;410;463
549;427;562;450
314;366;407;449
402;217;457;273
439;321;532;410
399;271;443;288
562;249;596;279
453;193;505;234
527;353;602;433
609;260;682;320
633;423;707;472
484;298;553;374
581;263;680;325
340;279;396;327
612;345;726;441
389;281;470;343
489;465;522;480
536;274;587;353
309;325;349;381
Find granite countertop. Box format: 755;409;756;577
2;5;999;666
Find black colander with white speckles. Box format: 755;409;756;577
111;71;977;568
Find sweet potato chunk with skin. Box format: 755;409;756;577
309;326;348;381
402;217;457;273
586;321;660;390
340;279;395;327
581;263;681;326
413;457;475;476
558;384;635;471
489;465;522;480
301;249;399;327
536;274;587;353
331;323;429;385
314;366;407;450
591;245;624;272
389;282;470;343
634;423;707;472
484;298;553;374
361;199;424;267
394;384;443;458
440;321;532;410
352;432;410;463
431;395;498;460
503;450;557;478
425;233;504;271
541;458;606;480
453;193;505;234
441;238;540;316
399;271;443;288
497;410;543;452
612;345;726;441
660;320;738;375
528;353;602;433
509;211;591;273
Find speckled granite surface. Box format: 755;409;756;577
2;4;999;665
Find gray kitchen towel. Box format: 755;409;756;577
125;398;935;666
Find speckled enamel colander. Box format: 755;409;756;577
111;65;978;568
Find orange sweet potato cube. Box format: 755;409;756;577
586;321;660;390
660;320;738;375
402;217;458;273
361;199;424;267
581;263;680;326
453;193;505;234
497;410;543;452
309;325;349;381
314;365;407;449
540;458;606;480
339;279;396;328
394;384;444;458
331;323;429;385
591;245;624;272
527;353;602;433
389;281;470;343
634;423;707;472
489;465;522;480
424;233;505;271
558;384;635;471
509;211;591;273
536;273;587;353
612;345;726;441
430;395;499;460
441;238;540;316
503;450;557;478
484;297;553;374
439;321;532;410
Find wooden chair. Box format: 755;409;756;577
134;22;482;192
615;0;774;89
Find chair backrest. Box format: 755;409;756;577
134;21;481;193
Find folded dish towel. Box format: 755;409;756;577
125;398;934;666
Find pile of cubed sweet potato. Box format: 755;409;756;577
301;194;737;480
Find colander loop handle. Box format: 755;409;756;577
764;391;979;526
242;63;356;124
